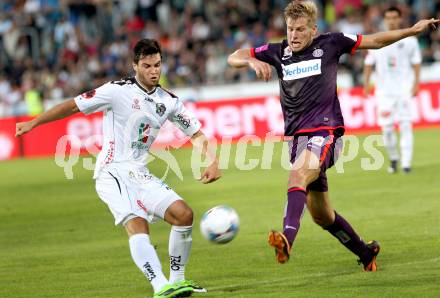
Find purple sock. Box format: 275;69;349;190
325;212;371;260
283;187;307;246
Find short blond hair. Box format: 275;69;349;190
284;1;318;26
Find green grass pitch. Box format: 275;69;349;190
1;128;440;297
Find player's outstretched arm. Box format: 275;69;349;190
359;18;440;50
15;99;79;137
190;130;221;184
227;49;272;81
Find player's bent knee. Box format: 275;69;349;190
164;201;194;226
124;217;149;237
176;207;193;226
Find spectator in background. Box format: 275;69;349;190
3;81;24;116
0;73;12;117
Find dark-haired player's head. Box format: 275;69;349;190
284;1;318;53
132;39;162;90
384;6;402;31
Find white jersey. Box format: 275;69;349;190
364;36;421;96
74;77;201;179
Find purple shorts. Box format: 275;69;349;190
289;129;343;192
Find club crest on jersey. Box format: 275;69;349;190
132;98;140;110
282;46;292;60
282;59;321;81
156;103;166;116
312;48;324;57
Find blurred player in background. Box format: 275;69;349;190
364;6;422;174
16;39;220;298
228;1;438;271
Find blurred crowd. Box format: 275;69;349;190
1;0;440;117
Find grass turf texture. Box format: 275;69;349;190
1;128;439;297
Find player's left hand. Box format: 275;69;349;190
411;18;440;34
200;160;221;184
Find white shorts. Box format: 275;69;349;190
95;166;182;225
376;94;412;127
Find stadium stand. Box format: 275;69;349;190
0;0;439;117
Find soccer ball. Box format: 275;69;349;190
200;205;239;244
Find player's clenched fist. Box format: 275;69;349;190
249;58;272;82
15;121;35;137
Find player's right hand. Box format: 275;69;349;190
15;121;35;137
411;18;440;34
249;58;272;82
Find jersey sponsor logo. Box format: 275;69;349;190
81;89;96;99
156;103;166;116
255;44;269;53
131;123;150;149
312;48;324;58
174;113;191;129
139;123;149;143
132;98;140;110
282;59;321;80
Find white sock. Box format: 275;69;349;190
399;121;413;169
168;225;193;283
382;125;399;161
129;234;169;293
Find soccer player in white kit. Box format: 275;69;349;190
16;39;221;298
364;6;422;173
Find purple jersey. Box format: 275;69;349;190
251;32;362;136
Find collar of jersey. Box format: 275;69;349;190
134;77;157;95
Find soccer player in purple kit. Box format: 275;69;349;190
228;1;439;271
